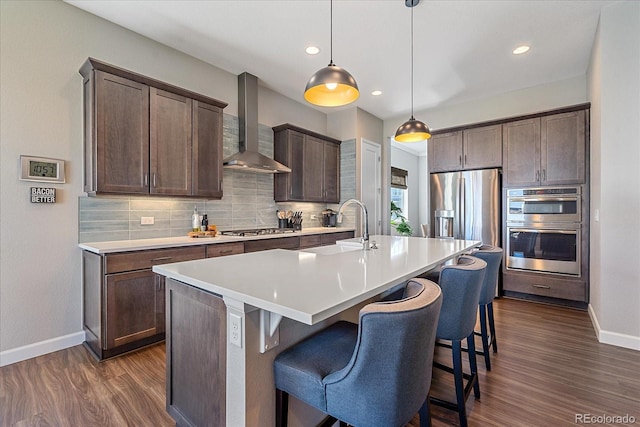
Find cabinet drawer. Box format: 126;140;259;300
503;272;586;302
105;246;206;274
244;236;300;253
206;242;245;258
321;231;355;246
299;235;322;249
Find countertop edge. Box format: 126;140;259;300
79;227;356;254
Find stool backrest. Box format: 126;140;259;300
323;279;442;427
436;255;486;341
473;245;503;305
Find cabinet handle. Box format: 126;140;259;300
464;154;467;165
532;284;551;289
219;249;233;254
144;174;149;186
153;173;157;188
151;256;172;263
536;170;540;182
459;155;462;166
542;169;546;181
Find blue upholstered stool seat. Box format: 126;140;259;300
274;278;443;427
274;321;357;411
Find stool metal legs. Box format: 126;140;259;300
431;334;480;427
475;302;499;370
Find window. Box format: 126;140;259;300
390;167;409;220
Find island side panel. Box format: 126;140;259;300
165;278;226;426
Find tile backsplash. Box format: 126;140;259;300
78;116;357;243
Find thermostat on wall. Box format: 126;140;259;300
19;155;66;183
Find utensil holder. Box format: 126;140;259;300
278;219;289;229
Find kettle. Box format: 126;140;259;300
322;209;337;227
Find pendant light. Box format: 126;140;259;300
395;0;431;142
304;0;359;107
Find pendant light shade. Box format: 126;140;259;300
304;0;359;107
395;0;431;142
395;116;431;142
304;62;359;107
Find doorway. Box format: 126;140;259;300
361;139;381;235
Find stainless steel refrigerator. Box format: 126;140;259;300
430;168;501;246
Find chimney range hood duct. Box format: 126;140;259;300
223;72;291;174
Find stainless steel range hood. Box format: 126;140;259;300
223;72;291;174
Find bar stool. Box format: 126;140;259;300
430;255;486;427
274;278;443;427
471;245;503;371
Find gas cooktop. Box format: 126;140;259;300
219;228;295;237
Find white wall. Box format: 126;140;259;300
384;75;588;138
0;0;328;365
587;1;640;350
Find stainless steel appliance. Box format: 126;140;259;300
322;209;337;227
430;168;501;246
506;187;581;223
505;187;582;276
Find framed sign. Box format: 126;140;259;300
19;155;66;183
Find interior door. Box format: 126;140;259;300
361;139;381;236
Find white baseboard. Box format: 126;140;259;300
0;331;86;367
588;304;640;351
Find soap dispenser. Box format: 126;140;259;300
192;206;200;232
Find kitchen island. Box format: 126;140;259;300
153;235;480;427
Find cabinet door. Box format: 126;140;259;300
165;278;226;427
105;269;158;349
428;131;463;172
150;88;192;195
503;118;541;187
156;274;166;335
323;141;340;203
303;135;326;201
95;71;150;194
541;110;586;185
192;101;223;198
463;124;502;170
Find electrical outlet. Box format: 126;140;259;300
229;313;242;348
310;214;317;220
140;216;154;225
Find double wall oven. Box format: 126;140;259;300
506;187;582;277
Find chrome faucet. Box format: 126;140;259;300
337;198;370;250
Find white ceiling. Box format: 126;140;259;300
65;0;607;127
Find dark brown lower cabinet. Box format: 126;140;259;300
165;278;226;427
82;246;205;360
105;269;159;349
320;231;356;246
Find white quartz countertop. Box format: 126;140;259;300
79;227;355;254
153;235;480;325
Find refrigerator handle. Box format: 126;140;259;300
459;177;465;239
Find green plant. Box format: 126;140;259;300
390;201;413;236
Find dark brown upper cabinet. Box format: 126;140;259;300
428;124;502;173
504;110;586;187
273;124;341;203
80;58;227;198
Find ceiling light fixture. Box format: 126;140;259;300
305;46;320;55
513;45;530;55
395;0;431;143
372;90;383;96
304;0;359;107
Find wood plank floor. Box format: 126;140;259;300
1;298;639;426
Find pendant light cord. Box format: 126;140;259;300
410;3;415;119
329;0;334;66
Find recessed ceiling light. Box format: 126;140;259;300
305;46;320;55
371;90;383;96
513;45;531;55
